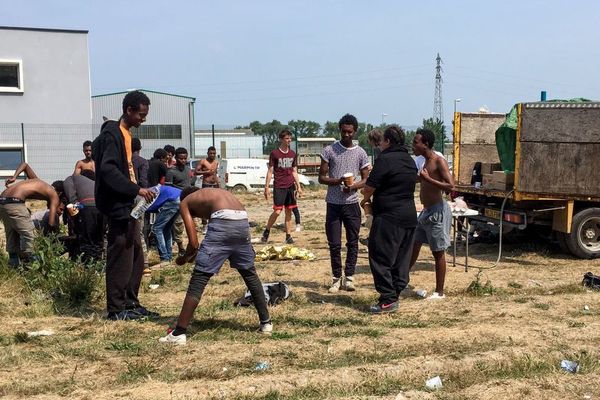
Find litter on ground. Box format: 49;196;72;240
255;245;315;261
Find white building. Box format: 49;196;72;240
194;129;263;159
0;26;92;181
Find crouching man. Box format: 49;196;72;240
159;187;272;345
0;162;63;266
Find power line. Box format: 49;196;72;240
195;81;431;104
93;63;432;92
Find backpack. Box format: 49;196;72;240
582;272;600;290
234;282;291;307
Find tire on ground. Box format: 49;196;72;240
231;184;247;193
563;207;600;259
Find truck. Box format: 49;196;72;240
217;158;311;193
453;102;600;258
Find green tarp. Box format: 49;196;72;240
494;98;592;172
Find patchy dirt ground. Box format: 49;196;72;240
1;189;600;399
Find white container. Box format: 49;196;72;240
425;375;443;390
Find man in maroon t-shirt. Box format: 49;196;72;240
261;129;303;244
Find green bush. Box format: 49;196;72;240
22;235;103;313
466;270;497;296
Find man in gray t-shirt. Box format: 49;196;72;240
165;147;195;255
319;114;370;293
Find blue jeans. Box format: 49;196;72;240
151;200;180;261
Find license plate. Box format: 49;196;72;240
484;208;501;220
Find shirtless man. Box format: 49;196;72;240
74;140;96;175
409;129;454;299
159;187;272;345
0;162;63;266
195;146;220;233
195;146;219;188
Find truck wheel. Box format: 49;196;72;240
564;208;600;259
232;184;247;193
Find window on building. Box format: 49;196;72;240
0;60;24;93
0;146;25;176
132;124;182;140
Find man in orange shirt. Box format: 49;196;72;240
92;90;157;321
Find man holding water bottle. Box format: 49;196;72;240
93;90;158;321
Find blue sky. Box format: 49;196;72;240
2;0;599;128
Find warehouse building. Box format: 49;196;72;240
92;89;196;160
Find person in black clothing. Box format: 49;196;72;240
132;138;148;189
147;148;168;187
145;148;169;249
63;169;104;263
131;137;150;271
92;90;158;321
361;126;417;314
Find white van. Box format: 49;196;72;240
218;158;311;193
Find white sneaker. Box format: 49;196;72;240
328;277;342;293
259;321;273;335
343;276;356;291
295;224;303;232
158;331;187;345
426;292;446;300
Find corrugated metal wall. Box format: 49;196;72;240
92;91;194;159
194;135;263;159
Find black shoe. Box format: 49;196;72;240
261;230;270;243
107;309;146;321
359;237;369;246
133;306;160;318
285;236;294;245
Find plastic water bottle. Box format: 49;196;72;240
130;185;160;219
66;202;85;216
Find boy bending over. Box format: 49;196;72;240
159;187;272;345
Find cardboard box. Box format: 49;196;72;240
492;171;514;185
481;162;502;175
484;171;515;190
482;173;494;188
486;181;512;191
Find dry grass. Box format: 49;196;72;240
1;189;600;399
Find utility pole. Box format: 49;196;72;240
433;53;443;122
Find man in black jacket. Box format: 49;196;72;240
92;90;157;320
361;126;417;313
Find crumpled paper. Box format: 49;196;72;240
255;245;316;261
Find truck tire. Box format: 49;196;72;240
564;208;600;259
231;184;248;193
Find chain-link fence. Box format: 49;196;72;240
0;122;194;183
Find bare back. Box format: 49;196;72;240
2;179;56;202
420;154;447;207
182;188;244;220
2;179;60;226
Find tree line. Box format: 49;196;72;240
237;118;447;155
